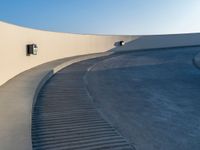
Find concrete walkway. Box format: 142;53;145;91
86;47;200;150
1;46;200;150
32;46;200;150
0;52;111;150
32;56;134;150
194;51;200;68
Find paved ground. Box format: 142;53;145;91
86;47;200;150
0;51;111;150
32;47;200;150
32;57;134;150
0;56;75;150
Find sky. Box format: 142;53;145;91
0;0;200;35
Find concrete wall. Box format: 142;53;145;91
1;21;200;86
113;33;200;52
0;21;135;86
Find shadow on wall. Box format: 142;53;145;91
111;33;200;52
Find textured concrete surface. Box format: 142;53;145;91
0;58;68;150
1;44;200;150
32;46;200;150
32;57;134;150
0;52;111;150
193;52;200;69
86;47;200;150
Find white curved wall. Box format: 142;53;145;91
0;21;135;86
1;21;200;86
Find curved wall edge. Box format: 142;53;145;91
1;21;200;86
0;21;135;86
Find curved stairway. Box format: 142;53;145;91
32;56;134;150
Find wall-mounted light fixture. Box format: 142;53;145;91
27;44;38;56
119;41;125;46
114;41;126;47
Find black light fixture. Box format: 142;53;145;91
27;44;38;56
119;41;125;46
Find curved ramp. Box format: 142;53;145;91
85;47;200;150
32;46;200;150
32;57;134;150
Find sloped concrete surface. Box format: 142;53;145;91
86;47;200;150
0;52;111;150
32;57;134;150
1;46;200;150
193;51;200;69
0;58;66;150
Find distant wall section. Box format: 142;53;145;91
113;34;200;52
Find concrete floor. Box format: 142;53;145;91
33;46;200;150
32;57;134;150
0;52;112;150
86;47;200;150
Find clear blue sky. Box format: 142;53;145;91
1;0;200;35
